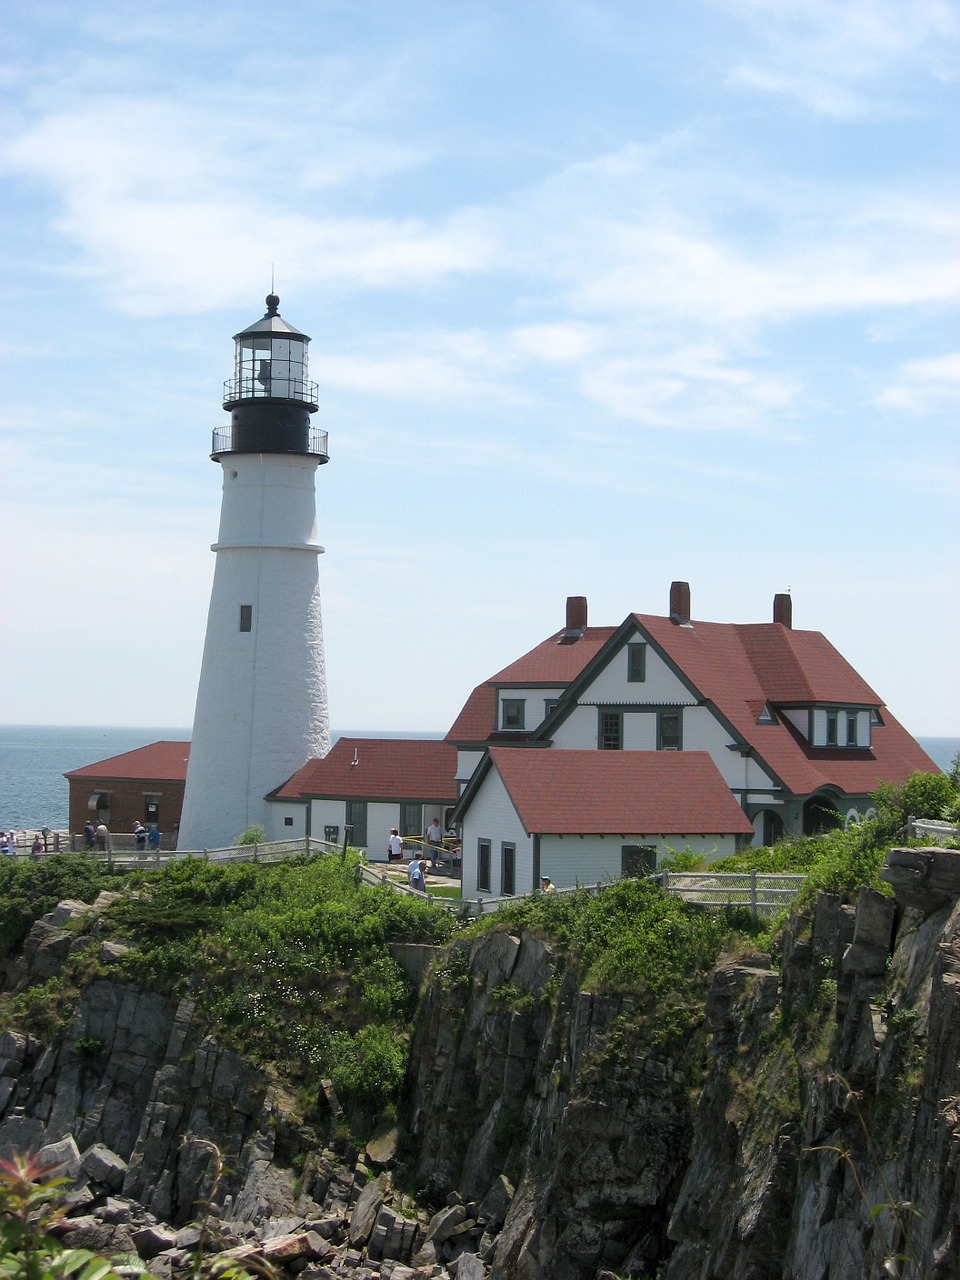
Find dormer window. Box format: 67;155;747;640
757;703;777;725
811;707;872;748
502;699;525;730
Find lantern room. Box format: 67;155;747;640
213;293;328;461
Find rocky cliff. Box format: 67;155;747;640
1;848;959;1279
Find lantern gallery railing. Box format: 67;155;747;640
222;376;319;405
211;424;329;459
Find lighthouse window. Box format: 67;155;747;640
239;605;253;632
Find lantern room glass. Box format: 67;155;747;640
235;334;309;402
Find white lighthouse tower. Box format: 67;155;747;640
178;294;330;850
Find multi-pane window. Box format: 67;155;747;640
826;712;838;746
599;710;623;750
239;604;253;632
501;843;516;896
400;802;422;840
627;643;647;682
345;800;367;847
502;699;525;730
477;839;491;892
658;710;682;750
846;713;858;747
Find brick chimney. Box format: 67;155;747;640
773;593;793;628
565;596;588;631
669;581;691;625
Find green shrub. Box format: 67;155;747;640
872;770;957;840
474;878;727;998
235;825;266;846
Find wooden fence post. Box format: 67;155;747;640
750;870;757;922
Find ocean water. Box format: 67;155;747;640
0;725;956;836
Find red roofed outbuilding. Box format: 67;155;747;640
267;736;456;855
65;741;190;844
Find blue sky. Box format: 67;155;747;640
1;0;958;738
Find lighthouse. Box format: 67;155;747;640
178;294;330;850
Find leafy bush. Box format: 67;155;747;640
474;878;727;998
235;825;266;846
872;770;957;841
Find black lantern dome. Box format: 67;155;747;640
212;295;328;461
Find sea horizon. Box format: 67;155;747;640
1;723;956;835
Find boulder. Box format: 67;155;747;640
37;1134;82;1179
454;1254;487;1279
477;1174;514;1231
882;847;960;914
365;1120;399;1167
424;1202;466;1244
132;1225;179;1258
348;1174;387;1246
81;1142;128;1191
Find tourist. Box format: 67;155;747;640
425;816;443;867
148;825;160;852
540;875;556;892
133;821;147;853
0;832;9;856
7;830;17;855
387;827;403;862
408;852;426;894
32;833;43;857
84;819;96;850
95;822;109;852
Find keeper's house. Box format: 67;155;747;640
449;583;937;900
267;736;456;856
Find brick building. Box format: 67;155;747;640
65;741;190;843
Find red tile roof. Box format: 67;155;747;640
446;626;616;742
633;614;936;795
273;737;457;801
487;748;755;836
64;741;190;782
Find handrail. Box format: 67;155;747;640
211;424;329;458
906;816;960;844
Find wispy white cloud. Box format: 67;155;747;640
721;0;960;117
875;351;960;415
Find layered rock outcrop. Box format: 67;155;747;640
1;846;959;1279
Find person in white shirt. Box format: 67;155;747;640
425;817;443;867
